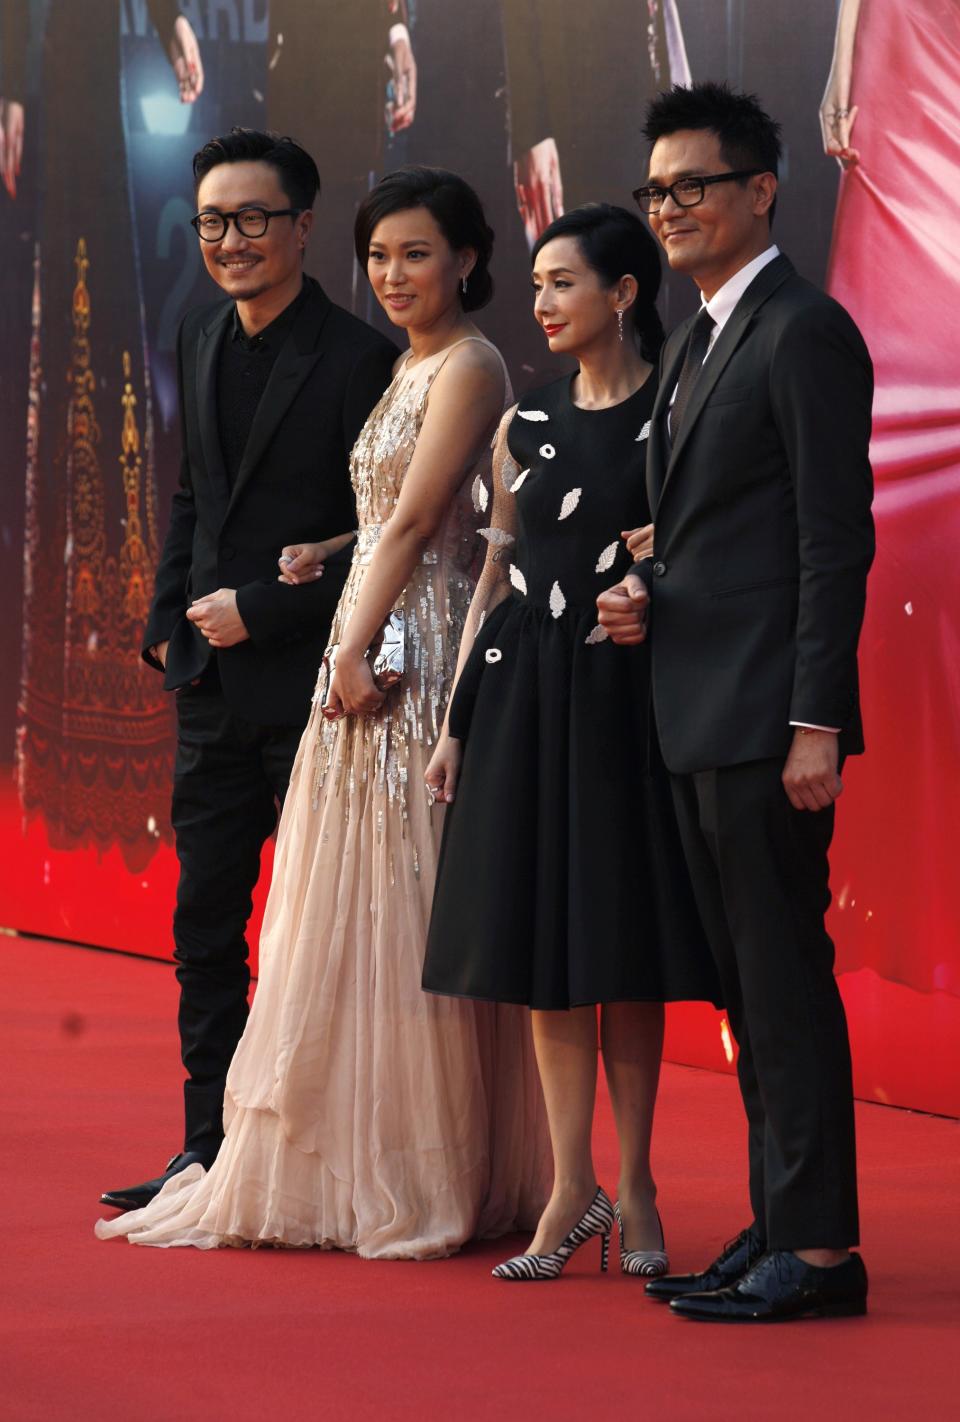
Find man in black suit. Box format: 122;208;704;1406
101;130;396;1210
598;83;874;1321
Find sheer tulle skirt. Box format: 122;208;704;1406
96;699;551;1258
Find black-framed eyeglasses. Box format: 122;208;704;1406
632;170;765;214
190;207;301;241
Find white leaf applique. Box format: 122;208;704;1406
636;420;651;442
508;467;530;493
471;475;489;513
595;541;619;573
558;487;582;521
478;526;515;547
539;443;556;460
509;564;528;595
517;408;549;422
549;581;566;619
585;624;609;645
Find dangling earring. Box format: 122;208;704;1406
461;274;469;296
616;309;625;343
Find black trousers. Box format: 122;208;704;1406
171;672;304;1161
670;759;859;1250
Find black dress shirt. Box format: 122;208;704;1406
216;282;311;489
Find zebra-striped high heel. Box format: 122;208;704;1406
614;1199;669;1278
492;1187;615;1281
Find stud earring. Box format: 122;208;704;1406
616;309;625;343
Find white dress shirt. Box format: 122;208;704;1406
670;244;838;734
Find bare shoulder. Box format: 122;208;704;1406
427;338;507;417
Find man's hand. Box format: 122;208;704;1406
597;572;649;645
186;589;249;648
782;728;843;811
168;16;204;104
386;23;417;133
0;99;25;200
514;138;563;248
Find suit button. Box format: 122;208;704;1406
221;545;236;561
653;560;667;577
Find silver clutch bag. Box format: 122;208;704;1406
319;609;405;717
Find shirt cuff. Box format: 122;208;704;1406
790;721;841;734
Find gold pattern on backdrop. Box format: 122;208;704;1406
16;239;173;870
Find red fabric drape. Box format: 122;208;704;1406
826;0;960;994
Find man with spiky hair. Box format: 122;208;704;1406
599;82;874;1322
99;130;397;1213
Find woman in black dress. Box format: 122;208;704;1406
422;204;720;1280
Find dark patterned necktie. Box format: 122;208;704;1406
669;308;716;440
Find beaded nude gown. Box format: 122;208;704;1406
96;339;551;1258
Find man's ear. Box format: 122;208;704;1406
754;173;777;220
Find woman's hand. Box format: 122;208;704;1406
622;523;654;561
425;732;462;805
329;651;385;718
0;100;25;200
168;16;204;103
278;543;327;585
819;0;861;168
386;23;417;133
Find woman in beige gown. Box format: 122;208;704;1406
96;166;550;1259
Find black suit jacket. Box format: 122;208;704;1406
143;278;397;725
644;254;875;775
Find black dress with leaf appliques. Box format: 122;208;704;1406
424;373;721;1010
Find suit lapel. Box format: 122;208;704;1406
224;283;330;517
657;255;795;510
647;322;690;517
195;303;233;512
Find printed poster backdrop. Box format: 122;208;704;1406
0;1;957;1114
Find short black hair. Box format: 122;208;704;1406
192;128;320;212
354;166;494;311
532;203;664;362
644;82;782;222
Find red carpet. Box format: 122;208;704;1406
1;934;956;1421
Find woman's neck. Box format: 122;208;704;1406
571;339;652;410
406;308;478;364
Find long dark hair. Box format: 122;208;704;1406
354;165;494;311
532;203;664;362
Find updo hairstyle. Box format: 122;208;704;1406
354;165;494;311
531;203;665;361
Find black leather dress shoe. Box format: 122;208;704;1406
644;1225;766;1301
669;1249;868;1322
99;1151;211;1211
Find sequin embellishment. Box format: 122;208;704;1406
472;475;489;513
509;565;528;595
584;624;609;645
595;541;619;573
539;443;556;460
517;408;549;422
636;421;651;442
309;346;485;825
508;467;530;493
549;581;566;618
485;647;503;664
558;488;582;521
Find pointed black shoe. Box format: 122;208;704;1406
644;1225;766;1301
669;1249;868;1322
99;1151;211;1211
